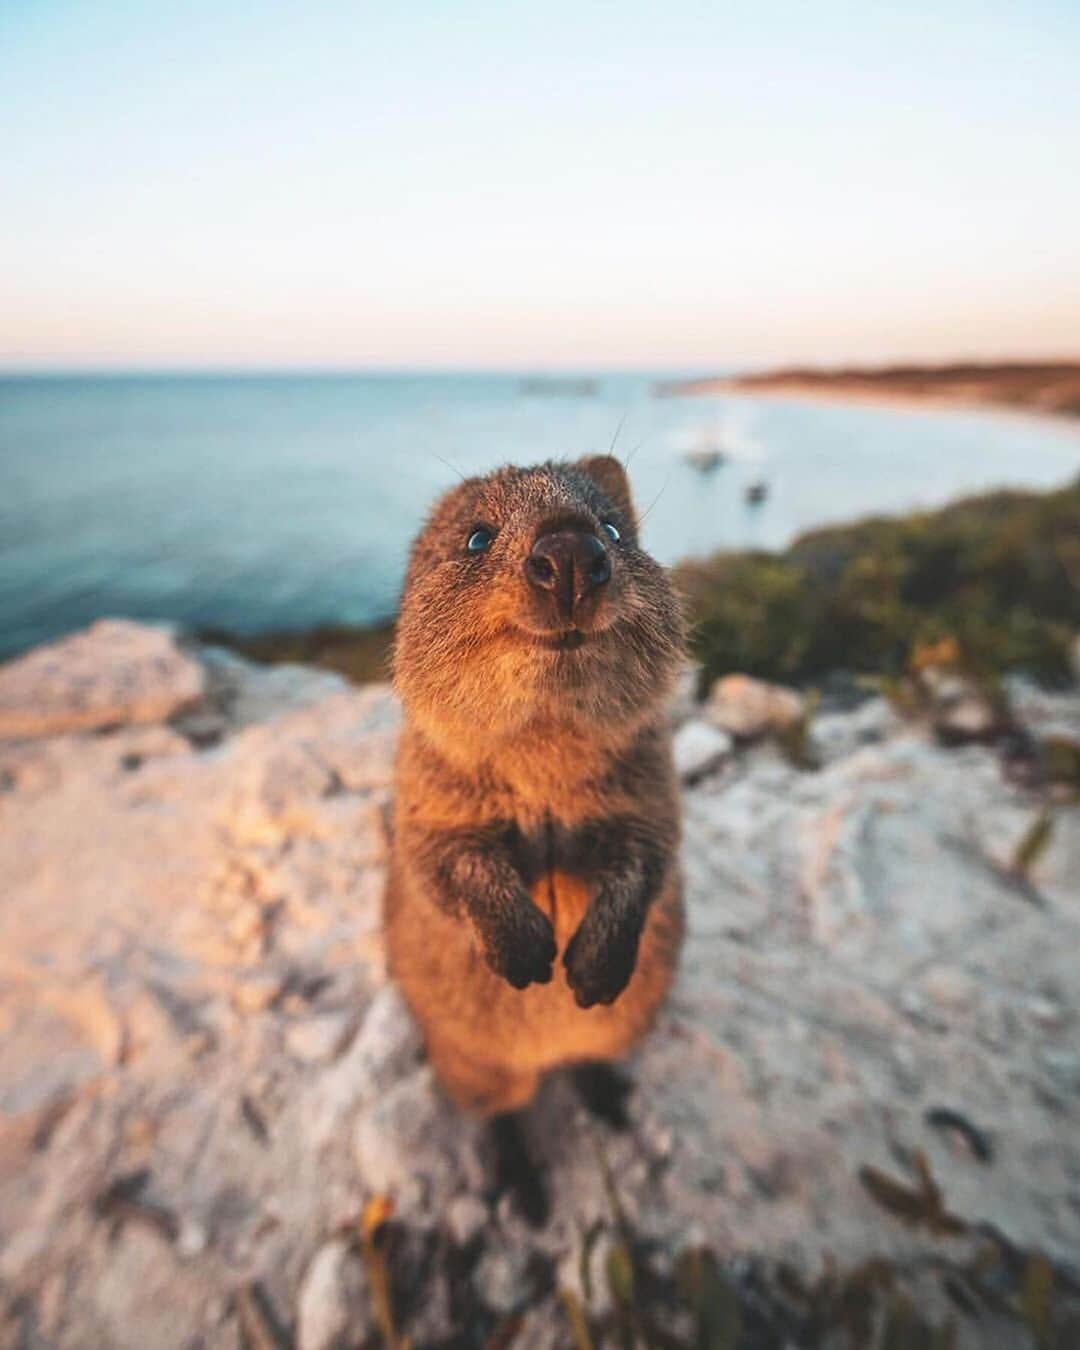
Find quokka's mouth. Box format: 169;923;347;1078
532;629;587;651
513;617;618;651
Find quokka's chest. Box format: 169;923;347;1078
508;812;607;881
528;870;593;948
510;816;608;947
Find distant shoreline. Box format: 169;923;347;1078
655;360;1080;420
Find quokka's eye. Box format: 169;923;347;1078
600;521;621;543
466;526;495;553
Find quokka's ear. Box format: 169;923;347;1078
577;455;636;521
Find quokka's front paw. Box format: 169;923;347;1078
479;894;557;990
563;907;641;1008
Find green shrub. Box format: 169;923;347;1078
676;479;1079;688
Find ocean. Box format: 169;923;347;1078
2;372;1078;659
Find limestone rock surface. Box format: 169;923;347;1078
0;619;206;739
1;623;1078;1346
706;672;805;740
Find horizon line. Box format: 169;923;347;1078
2;353;1077;381
0;362;716;379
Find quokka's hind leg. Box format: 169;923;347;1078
426;1038;540;1117
488;1113;549;1227
570;1061;634;1131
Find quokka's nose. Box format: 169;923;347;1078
525;530;610;617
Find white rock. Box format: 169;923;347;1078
1040;1047;1080;1095
200;645;352;729
919;667;1000;742
169;710;228;747
1003;674;1080;744
3;621;1080;1345
917;966;977;1016
352;1068;482;1212
810;697;899;764
706;673;804;740
285;1011;356;1063
0;620;205;739
296;1240;368;1350
78;1223;210;1348
473;1247;538;1314
306;988;421;1149
935;692;998;742
673;720;733;782
445;1193;490;1246
232;973;283;1014
1025;995;1067;1031
175;1221;208;1259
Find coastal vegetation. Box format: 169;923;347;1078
675;478;1079;691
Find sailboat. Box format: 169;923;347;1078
683;422;728;472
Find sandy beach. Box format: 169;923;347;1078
657;361;1080;420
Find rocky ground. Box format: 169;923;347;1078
1;621;1078;1349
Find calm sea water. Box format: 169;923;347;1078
2;372;1078;658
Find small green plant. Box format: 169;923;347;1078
676;479;1079;690
1013;811;1054;877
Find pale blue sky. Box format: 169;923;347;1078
2;0;1078;369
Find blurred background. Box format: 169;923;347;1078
2;3;1079;1348
2;0;1079;660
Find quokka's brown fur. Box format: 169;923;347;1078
385;455;686;1115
